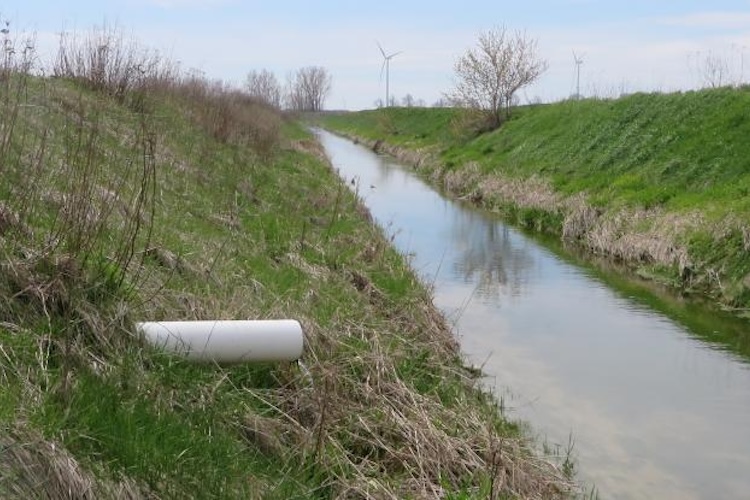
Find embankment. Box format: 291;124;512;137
319;90;750;314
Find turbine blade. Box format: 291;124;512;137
380;59;386;81
377;41;386;58
389;51;403;59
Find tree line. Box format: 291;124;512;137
246;66;332;112
245;25;546;127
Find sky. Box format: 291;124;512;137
4;0;750;109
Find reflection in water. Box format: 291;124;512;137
557;242;750;361
449;209;535;300
316;129;750;500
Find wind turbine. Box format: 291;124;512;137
573;50;585;100
377;42;402;107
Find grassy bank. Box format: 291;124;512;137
0;30;571;498
318;90;750;315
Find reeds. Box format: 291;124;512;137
169;74;282;157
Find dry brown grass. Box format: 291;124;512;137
576;207;697;270
239;289;574;498
477;171;698;274
169;75;283;158
53;24;177;107
0;425;151;499
334;132;437;173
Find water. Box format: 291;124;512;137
315;130;750;500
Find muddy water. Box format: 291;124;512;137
315;129;750;500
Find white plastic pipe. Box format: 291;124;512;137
136;320;304;363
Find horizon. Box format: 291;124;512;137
4;0;750;109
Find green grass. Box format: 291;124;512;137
322;90;750;214
318;89;750;311
321;107;460;149
37;368;271;497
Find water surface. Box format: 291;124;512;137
316;129;750;500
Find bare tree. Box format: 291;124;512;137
700;51;729;89
401;93;415;107
447;26;546;129
284;71;303;111
246;69;281;108
285;66;332;111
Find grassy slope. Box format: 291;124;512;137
0;75;570;498
319;89;750;312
